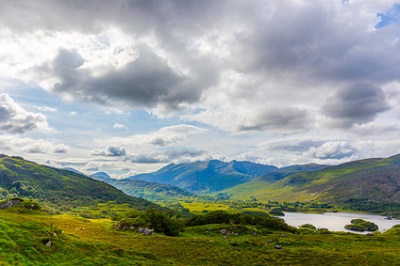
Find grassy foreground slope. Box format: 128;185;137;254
1;205;400;265
0;155;160;211
225;154;400;204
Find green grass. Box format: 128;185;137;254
1;205;400;265
180;201;231;214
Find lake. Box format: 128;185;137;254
282;212;400;233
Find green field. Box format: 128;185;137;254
1;203;400;265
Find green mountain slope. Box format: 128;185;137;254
224;164;329;200
91;172;193;201
226;154;400;204
129;160;278;193
0;155;160;210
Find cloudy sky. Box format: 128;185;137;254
1;0;400;177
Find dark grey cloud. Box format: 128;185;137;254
130;154;167;164
322;83;390;128
270;140;327;153
26;145;47;154
49;44;213;110
0;0;224;35
165;148;206;161
239;108;311;132
149;138;171;147
232;2;400;85
0;93;48;134
92;145;126;157
53;144;68;154
2;0;400;137
0;1;112;33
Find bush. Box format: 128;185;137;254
299;224;316;230
186;210;298;233
317;228;331;234
146;209;185;236
186;210;236;226
344;219;378;232
116;209;184;236
269;208;284;216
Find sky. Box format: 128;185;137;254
1;0;400;178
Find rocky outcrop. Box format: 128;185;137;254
0;198;23;209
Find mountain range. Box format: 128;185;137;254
3;152;400;215
225;154;400;205
113;155;400;211
128;160;279;193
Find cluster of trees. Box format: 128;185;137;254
343;199;400;218
116;210;298;237
186;210;297;233
116;209;185;236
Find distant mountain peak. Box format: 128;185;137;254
90;172;113;181
129;159;278;193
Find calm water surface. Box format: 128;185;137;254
282;212;400;233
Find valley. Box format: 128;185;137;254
1;154;400;265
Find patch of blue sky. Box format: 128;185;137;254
376;3;400;29
11;84;186;136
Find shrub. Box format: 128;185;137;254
146;209;185;236
269;208;284;216
299;224;316;230
317;228;331;234
344;219;378;232
186;210;298;233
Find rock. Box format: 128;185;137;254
129;226;135;231
46;241;52;248
115;222;122;230
143;228;154;236
0;198;23;209
267;239;273;243
253;231;258;236
274;245;282;249
280;234;287;237
219;229;234;236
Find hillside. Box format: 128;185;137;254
226;154;400;206
0;155;160;211
91;172;193;201
129;160;278;193
224;164;329;200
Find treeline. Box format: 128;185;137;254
343;199;400;218
116;210;298;237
